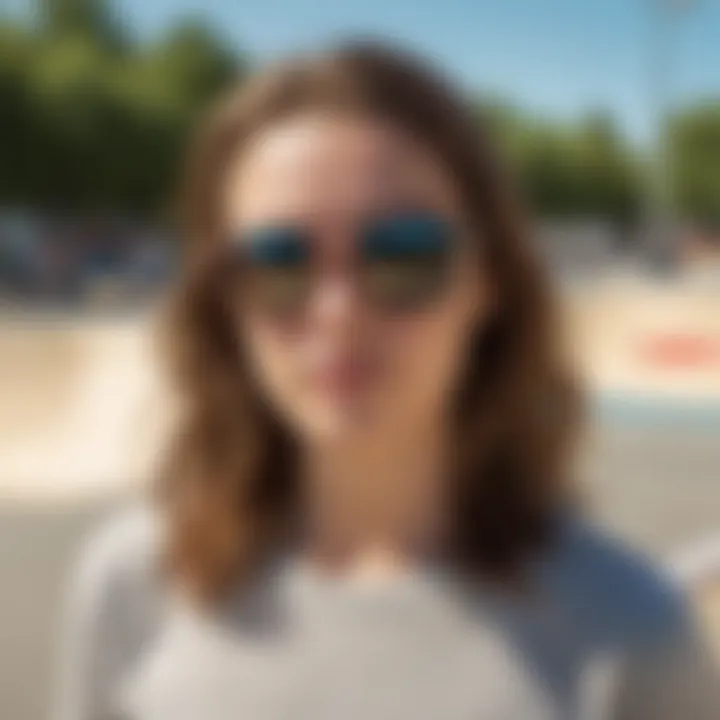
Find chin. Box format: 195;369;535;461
302;400;389;444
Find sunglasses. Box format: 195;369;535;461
230;211;462;319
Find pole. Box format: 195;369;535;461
645;0;700;271
645;0;676;271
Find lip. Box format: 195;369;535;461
309;354;380;396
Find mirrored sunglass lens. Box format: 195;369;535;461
361;214;455;310
242;226;311;315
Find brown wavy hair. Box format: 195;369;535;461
157;40;583;603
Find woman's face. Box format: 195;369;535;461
223;113;493;444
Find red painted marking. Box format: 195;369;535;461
639;333;720;371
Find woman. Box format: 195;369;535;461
56;41;718;720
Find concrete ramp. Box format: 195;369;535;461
0;315;167;502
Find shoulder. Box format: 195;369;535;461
551;525;720;716
73;503;161;595
544;519;693;649
66;502;164;652
55;504;166;719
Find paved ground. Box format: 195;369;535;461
583;424;719;554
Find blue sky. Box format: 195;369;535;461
7;0;720;141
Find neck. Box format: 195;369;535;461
299;421;451;576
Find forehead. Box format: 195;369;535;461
223;113;461;229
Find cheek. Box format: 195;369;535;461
382;278;485;402
240;317;304;414
237;270;491;433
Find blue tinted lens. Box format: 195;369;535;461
361;213;454;259
236;226;311;317
360;213;456;310
243;226;310;266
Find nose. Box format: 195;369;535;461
308;270;363;333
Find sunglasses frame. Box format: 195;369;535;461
227;211;472;319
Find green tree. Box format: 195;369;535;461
112;18;243;214
38;0;129;52
567;114;641;221
0;23;36;203
0;1;243;216
482;100;641;222
4;2;718;229
671;103;720;225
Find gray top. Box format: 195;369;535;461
54;505;720;720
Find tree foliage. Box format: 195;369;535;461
485;103;643;223
1;1;719;227
0;0;243;216
671;102;720;225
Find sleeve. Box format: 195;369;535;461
51;511;158;720
612;596;720;720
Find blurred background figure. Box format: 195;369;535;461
0;2;719;720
